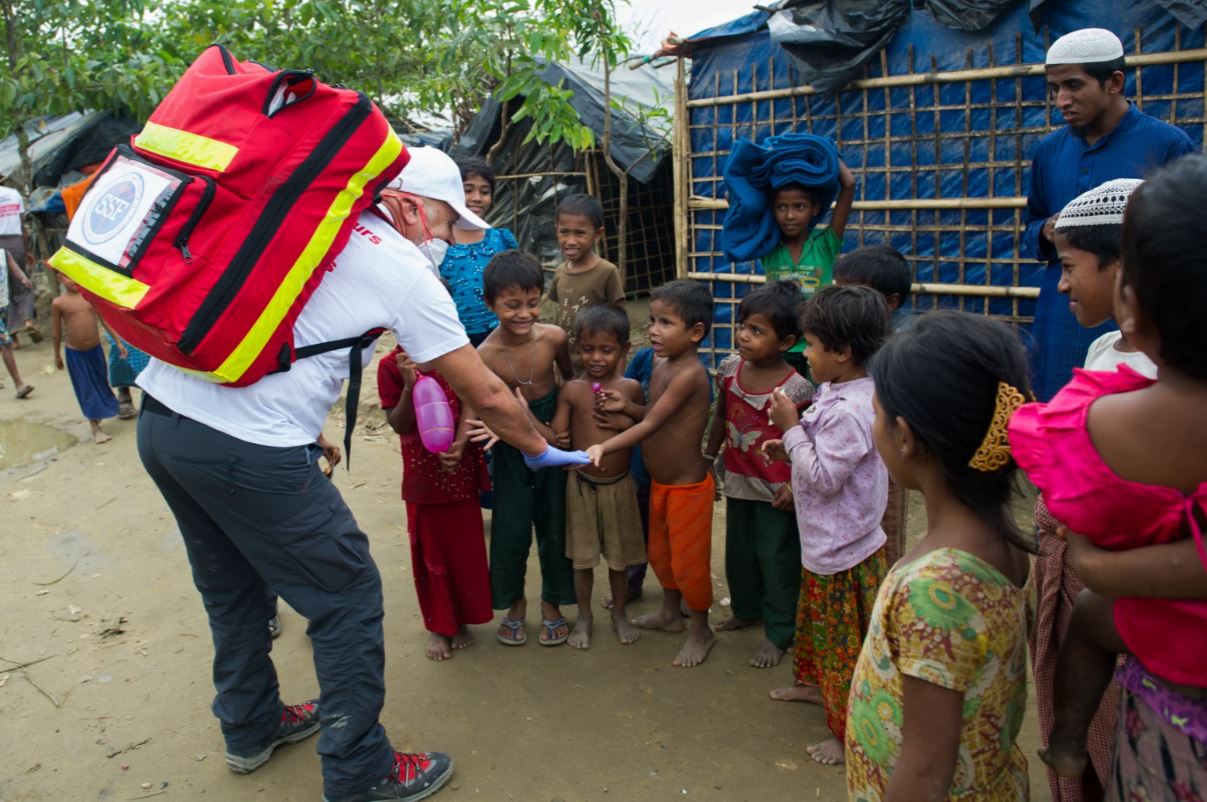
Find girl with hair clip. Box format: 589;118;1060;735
1009;155;1207;801
845;311;1033;801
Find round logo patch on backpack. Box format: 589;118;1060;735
82;173;145;246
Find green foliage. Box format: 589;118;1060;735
0;0;633;186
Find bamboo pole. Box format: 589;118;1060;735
687;272;1040;298
685;49;1207;108
495;171;588;181
688;196;1028;211
673;57;690;279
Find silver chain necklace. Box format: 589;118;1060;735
505;330;539;386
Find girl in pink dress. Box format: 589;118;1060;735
1009;155;1207;788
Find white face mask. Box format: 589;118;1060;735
416;238;449;276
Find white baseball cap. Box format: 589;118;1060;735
386;146;489;230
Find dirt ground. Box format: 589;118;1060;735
0;331;1052;802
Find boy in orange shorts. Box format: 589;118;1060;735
586;281;716;667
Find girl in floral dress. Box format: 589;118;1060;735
846;311;1033;801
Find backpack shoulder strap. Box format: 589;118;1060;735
275;328;386;467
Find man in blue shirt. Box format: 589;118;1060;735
1023;28;1194;400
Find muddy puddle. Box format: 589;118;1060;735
0;419;78;470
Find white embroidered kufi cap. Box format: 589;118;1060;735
1055;178;1143;230
1046;28;1125;65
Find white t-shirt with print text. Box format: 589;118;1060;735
138;212;469;447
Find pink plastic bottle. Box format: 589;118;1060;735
412;375;455;453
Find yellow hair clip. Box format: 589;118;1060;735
968;381;1028;472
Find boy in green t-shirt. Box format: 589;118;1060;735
760;160;856;376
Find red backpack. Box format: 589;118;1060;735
50;44;408;387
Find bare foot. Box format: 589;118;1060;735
1039;744;1088;779
632;610;686;633
807;737;845;766
749;638;784;668
714;615;757;632
769;684;822;704
672;627;716;668
425;632;452;661
93;430;112;444
601;587;641;610
612;611;640;645
451;626;474;650
568;617;592;650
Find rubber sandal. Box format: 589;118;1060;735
118;401;137;420
539;617;569;647
496;617;527;646
15;384;33;399
24;324;43;344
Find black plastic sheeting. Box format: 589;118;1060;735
33;113;140;188
452;60;677;294
927;0;1022;31
767;0;911;94
766;0;1024;93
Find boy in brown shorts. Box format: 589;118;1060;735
586;281;716;667
550;304;646;649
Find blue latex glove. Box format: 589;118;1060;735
523;444;592;470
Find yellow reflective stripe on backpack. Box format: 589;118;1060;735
209;131;404;384
134;121;239;172
48;248;150;309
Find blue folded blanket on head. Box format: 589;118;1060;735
720;132;841;263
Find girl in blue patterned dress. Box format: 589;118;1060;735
442;158;518;346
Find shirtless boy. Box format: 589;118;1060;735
52;275;123;443
476;249;577;647
549;304;645;649
586;281;716;667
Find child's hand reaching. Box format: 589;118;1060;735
116;341;128;360
553;430;571;449
762;438;788;462
395;348;418;387
585;444;605;467
466;418;499;451
768;388;799;433
595;389;629;415
771;483;794;511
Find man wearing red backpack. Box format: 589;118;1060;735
135;146;587;802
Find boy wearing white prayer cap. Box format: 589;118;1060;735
1022;27;1193;403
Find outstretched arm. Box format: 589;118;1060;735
428;344;548;457
587;369;701;464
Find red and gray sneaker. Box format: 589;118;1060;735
322;751;454;802
225;700;320;774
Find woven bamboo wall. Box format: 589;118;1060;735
678;27;1207;364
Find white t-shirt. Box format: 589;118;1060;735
1083;330;1158;378
0;247;9;308
0;186;23;237
138;212;469;446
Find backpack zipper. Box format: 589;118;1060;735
176;93;373;354
174;175;216;262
